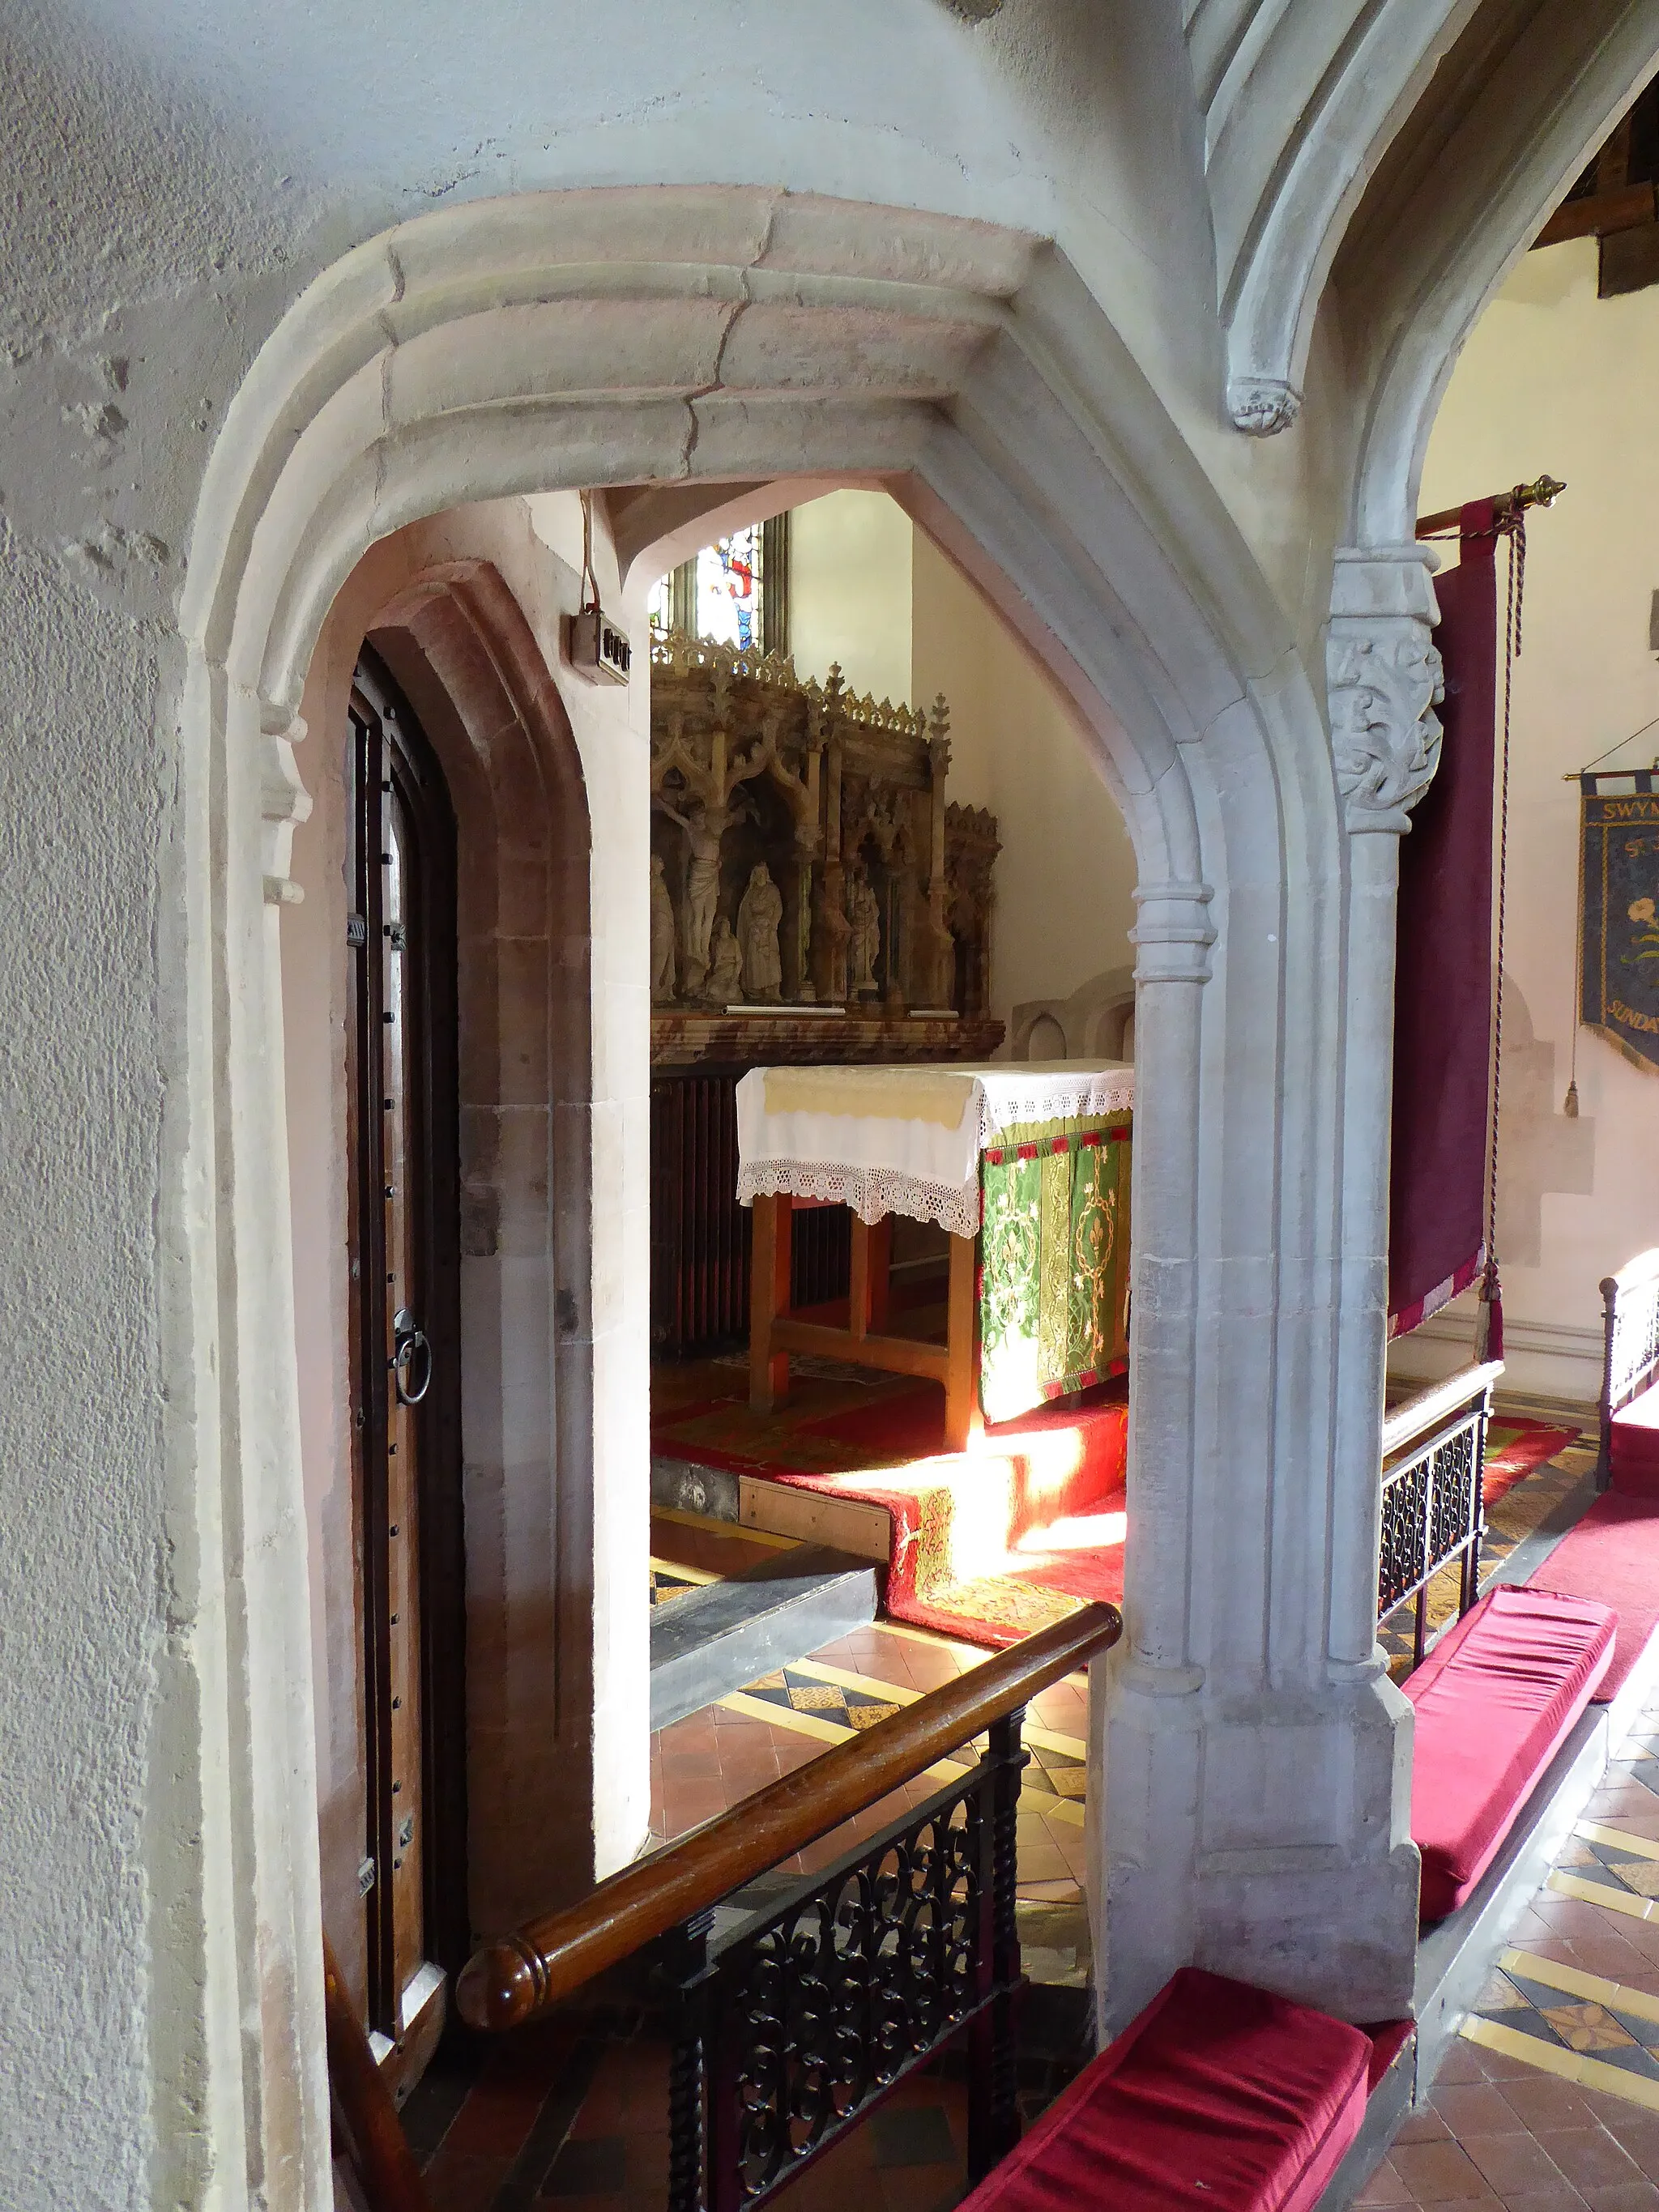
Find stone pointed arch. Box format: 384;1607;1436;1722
369;559;597;1933
1188;0;1482;431
1340;0;1659;541
177;183;1421;2193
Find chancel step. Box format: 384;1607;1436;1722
649;1543;879;1732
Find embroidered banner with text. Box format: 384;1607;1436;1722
1581;784;1659;1073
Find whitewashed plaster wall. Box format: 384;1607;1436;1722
910;531;1139;1032
1389;240;1659;1403
789;491;915;705
2;2;1657;2203
781;489;1138;1035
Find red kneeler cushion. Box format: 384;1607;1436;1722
1406;1583;1616;1922
1611;1383;1659;1496
957;1968;1371;2212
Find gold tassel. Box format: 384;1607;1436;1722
1563;1079;1579;1118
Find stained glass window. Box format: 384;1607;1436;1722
649;516;789;656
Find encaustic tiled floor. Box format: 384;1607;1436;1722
646;1614;1090;1915
1358;1693;1659;2210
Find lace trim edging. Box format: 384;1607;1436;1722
736;1159;980;1237
977;1075;1135;1140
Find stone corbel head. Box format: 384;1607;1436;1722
1227;377;1302;437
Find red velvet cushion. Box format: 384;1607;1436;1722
1611;1383;1659;1496
957;1968;1371;2212
1407;1583;1616;1921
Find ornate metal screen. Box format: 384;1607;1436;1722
665;1715;1025;2212
1377;1391;1491;1669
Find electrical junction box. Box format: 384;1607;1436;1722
566;607;633;684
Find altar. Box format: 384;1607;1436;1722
736;1061;1134;1448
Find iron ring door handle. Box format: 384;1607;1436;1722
391;1307;433;1405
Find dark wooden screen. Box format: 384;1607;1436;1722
651;1068;850;1358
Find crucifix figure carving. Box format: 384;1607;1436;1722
655;792;729;995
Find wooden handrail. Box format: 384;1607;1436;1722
457;1601;1121;2031
1380;1362;1503;1461
1612;1247;1659;1296
323;1933;435;2212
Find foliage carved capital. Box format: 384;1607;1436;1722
1327;548;1444;837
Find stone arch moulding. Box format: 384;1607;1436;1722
371;556;596;1941
1186;0;1483;433
279;528;602;2155
177;181;1418;2195
1342;2;1659;540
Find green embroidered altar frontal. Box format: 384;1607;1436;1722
978;1110;1132;1425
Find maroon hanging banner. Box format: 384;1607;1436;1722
1388;501;1499;1336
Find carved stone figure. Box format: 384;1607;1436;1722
655;793;726;991
650;855;677;1003
705;914;742;1004
737;863;783;1000
648;632;999;1031
945;803;1000;1017
847;864;881;995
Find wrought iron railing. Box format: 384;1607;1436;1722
1376;1363;1502;1669
458;1606;1120;2212
667;1724;1023;2212
1597;1250;1659;1490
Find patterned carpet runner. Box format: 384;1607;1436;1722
1483;1414;1583;1506
651;1354;1128;1648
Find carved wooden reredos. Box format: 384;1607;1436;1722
649;630;999;1028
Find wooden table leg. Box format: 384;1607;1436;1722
868;1215;892;1334
749;1192;792;1413
848;1213;893;1343
943;1227;981;1452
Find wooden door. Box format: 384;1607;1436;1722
346;652;465;2095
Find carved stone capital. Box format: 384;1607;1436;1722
1327;548;1444;837
1129;880;1217;986
1227;377;1302;437
259;718;312;901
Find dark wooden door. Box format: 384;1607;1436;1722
347;652;466;2087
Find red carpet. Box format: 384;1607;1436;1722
1611;1384;1659;1495
1528;1491;1659;1703
652;1357;1126;1648
1483;1415;1582;1507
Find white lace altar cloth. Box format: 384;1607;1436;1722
734;1061;1135;1235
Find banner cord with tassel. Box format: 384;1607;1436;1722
1475;509;1525;1363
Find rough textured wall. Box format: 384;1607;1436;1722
0;534;167;2193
